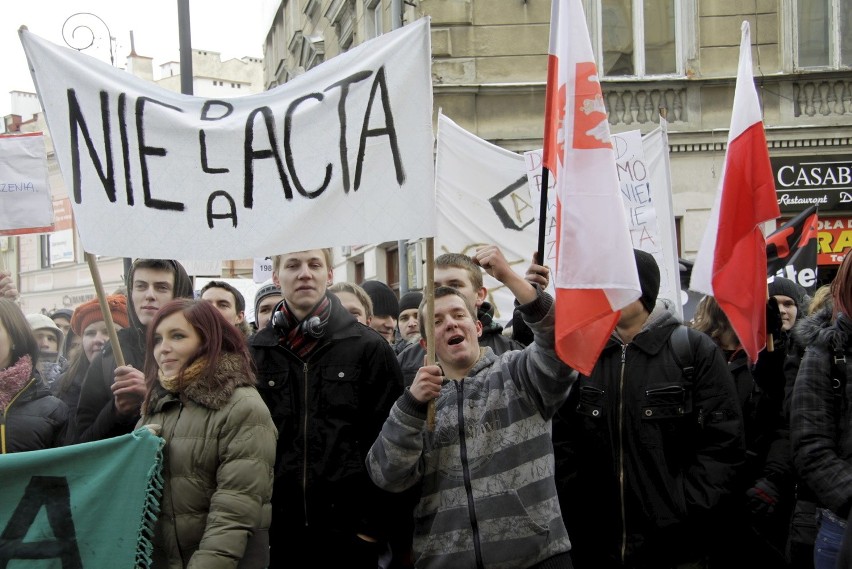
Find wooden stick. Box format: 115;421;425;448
425;238;437;431
85;252;125;367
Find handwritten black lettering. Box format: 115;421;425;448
326;70;373;192
200;130;229;174
136;96;184;211
207;190;237;228
355;66;404;190
68;88;116;204
62;61;411;228
244;106;292;207
201;100;234;121
285;93;331;199
118;92;134;205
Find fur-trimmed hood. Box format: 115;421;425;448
145;353;256;413
791;305;837;350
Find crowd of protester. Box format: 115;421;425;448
0;247;849;569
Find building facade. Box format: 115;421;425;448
261;0;852;293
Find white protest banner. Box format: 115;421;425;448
524;149;556;269
20;18;435;260
613;128;682;316
640;119;683;318
0;133;54;235
434;113;537;324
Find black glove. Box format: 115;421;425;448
766;297;782;341
746;478;780;516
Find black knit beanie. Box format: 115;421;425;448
634;249;660;314
361;280;399;318
398;291;423;315
768;277;800;307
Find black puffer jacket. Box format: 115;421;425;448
554;304;745;568
73;260;194;444
2;373;68;453
248;292;404;547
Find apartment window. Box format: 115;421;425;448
386;246;399;293
795;0;852;69
354;259;365;283
590;0;682;77
366;0;383;39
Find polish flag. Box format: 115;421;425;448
690;21;781;362
543;0;640;375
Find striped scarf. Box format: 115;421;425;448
277;295;331;358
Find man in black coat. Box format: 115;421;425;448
73;259;194;443
249;248;405;568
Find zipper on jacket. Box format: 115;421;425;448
276;338;337;529
618;343;628;564
173;404;187;563
455;380;485;569
302;360;309;526
0;378;36;454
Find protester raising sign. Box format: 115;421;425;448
19;18;435;260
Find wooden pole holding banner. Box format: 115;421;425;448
85;252;125;367
425;238;437;431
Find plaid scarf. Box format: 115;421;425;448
277;295;332;358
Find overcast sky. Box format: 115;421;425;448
1;0;277;118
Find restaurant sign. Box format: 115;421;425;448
772;154;852;213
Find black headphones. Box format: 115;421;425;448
271;300;326;339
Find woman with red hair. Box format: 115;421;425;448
138;299;276;568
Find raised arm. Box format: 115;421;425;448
472;245;537;304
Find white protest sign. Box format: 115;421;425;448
524;149;557;270
253;256;274;283
640;121;683;318
435;113;537;324
0;133;54;235
20;18;435;260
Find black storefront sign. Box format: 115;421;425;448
772;154;852;213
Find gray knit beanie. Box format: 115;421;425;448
254;280;282;318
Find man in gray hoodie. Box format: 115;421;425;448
367;244;575;569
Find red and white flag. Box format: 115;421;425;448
690;21;781;362
543;0;640;375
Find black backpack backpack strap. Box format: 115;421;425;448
669;324;695;381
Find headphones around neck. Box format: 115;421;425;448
271;300;325;339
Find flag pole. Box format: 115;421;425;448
766;283;775;352
536;167;550;264
85;252;125;367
